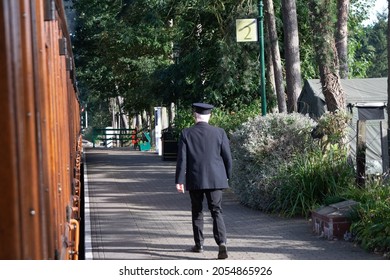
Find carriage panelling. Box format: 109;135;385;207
0;0;81;260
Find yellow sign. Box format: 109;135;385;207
236;19;258;42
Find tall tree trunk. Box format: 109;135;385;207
336;0;349;79
265;36;277;112
264;1;277;112
281;0;302;113
116;96;129;129
309;0;346;112
265;0;287;113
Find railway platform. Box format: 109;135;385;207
83;148;384;260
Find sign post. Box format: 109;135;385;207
236;19;258;42
258;1;266;116
236;1;266;116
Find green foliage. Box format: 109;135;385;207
229;112;317;211
364;15;388;78
71;0;389;256
73;0;269;126
72;0;385;128
228;107;390;255
230;110;356;216
73;0;173;123
272;145;355;217
171;0;261;109
273;111;354;217
295;0;318;80
297;0;383;79
347;35;373;78
209;100;261;136
172;107;195;139
314;110;352;148
349;1;387;78
342;178;390;258
173;101;262;139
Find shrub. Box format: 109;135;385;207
344;177;390;258
270;110;354;217
271;145;355;217
229;112;317;211
229;110;354;215
172;107;194;139
209;100;261;137
173;101;261;138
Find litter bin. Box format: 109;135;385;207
161;129;178;161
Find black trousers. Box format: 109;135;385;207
189;189;227;246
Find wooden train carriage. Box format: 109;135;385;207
0;0;82;259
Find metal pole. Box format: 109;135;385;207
259;1;267;115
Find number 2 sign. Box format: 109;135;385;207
236;19;258;42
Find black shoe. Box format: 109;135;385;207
218;243;228;259
191;245;204;253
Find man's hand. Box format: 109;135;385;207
176;183;185;193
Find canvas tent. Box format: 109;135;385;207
298;78;388;174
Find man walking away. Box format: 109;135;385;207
175;103;232;259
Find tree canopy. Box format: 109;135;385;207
71;0;387;128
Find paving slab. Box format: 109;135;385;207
83;148;384;260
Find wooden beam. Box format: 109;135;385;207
356;120;367;188
380;121;389;173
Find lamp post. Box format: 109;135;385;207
259;0;266;116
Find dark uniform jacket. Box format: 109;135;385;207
175;122;232;191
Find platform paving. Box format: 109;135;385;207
83;148;384;260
